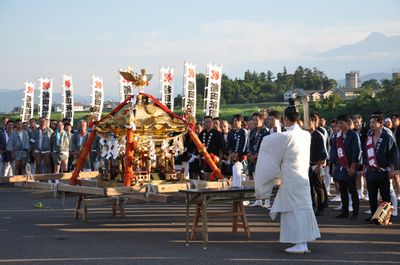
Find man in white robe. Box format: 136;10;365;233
254;105;320;254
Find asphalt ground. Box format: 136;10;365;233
1;183;400;265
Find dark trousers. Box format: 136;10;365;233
338;178;359;214
367;178;391;214
309;168;325;212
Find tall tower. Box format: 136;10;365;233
345;71;360;89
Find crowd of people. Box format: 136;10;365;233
178;108;399;254
1;108;399;255
1;110;399;224
180;110;400;222
0;115;100;185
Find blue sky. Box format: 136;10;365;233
1;0;399;97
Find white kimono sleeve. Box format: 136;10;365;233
254;133;286;199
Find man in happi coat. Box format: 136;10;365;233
267;110;286;133
6;119;30;175
0;120;16;178
227;114;248;166
308;113;327;216
27;118;37;173
50;121;71;173
30;117;53;174
248;112;269;208
198;116;223;180
254;104;320;254
313;112;330;205
71;120;91;171
362;114;399;221
330;114;361;220
90;135;101;171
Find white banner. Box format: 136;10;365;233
90;75;104;121
61;75;74;125
38;78;53;119
183;61;196;118
205;63;222;118
21;82;34;122
118;68;133;103
159;66;174;111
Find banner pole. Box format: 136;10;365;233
203;63;208;122
182;61;186;118
20;83;24;121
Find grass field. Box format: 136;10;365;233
174;102;296;122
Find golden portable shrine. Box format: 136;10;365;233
68;67;224;187
2;66;254;223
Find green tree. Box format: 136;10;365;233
174;94;182;107
321;94;343;110
196;73;206;99
293;66;306;88
361;79;381;90
266;70;275;82
221;77;235;104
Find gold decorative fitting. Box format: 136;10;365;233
146;104;156;115
199;146;207;155
87;115;98;124
185;114;196;125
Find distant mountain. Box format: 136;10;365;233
319;32;400;58
313;32;400;81
0;89;120;112
0;90;24;112
0;88;16;93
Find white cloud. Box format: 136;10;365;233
50;20;400;68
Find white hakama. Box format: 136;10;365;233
255;124;321;244
280;209;320;243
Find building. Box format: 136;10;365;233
319;90;334;99
345;71;360;89
393;70;400;80
332;88;360;100
12;106;21;114
283;88;304;102
284;88;333;102
103;100;119;110
54;103;86;112
74;103;84;111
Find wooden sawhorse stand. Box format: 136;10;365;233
190;200;251;241
74;195;125;221
180;187;255;249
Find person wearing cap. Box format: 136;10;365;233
385;118;393;130
254;101;320;254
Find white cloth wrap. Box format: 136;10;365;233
232;161;243;187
